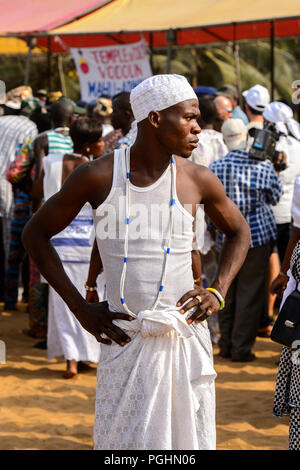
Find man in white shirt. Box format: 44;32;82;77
242;84;270;133
263;102;300;262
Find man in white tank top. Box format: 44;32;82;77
23;75;250;450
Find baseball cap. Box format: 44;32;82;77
194;86;217;96
242;85;270;111
221;118;247;151
59;96;86;115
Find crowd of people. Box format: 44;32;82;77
0;76;299;450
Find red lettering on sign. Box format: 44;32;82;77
97;65;106;79
91;51;99;64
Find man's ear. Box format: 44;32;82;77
148;110;161;128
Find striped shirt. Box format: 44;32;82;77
210;150;283;249
47;130;73;154
0;115;37;217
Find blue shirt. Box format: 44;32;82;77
210;150;283;250
232;105;249;125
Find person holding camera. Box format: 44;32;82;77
210;118;283;361
263;102;300;263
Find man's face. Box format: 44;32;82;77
155;99;201;158
214;96;233;132
111;98;128;130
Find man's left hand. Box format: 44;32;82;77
177;286;221;323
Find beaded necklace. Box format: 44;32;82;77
54;127;70;133
119;147;176;317
71;152;86;159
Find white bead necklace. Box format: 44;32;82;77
71;152;86;159
119;147;176;318
54;127;70;133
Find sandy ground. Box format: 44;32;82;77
0;303;289;450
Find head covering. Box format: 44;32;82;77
286;118;300;141
216;84;238;99
36;89;47;98
48;91;63;104
194;85;216;96
242;84;270;111
275;122;288;136
21;97;41;115
221;118;247;151
130;74;197;123
263;101;293;123
94;97;113;117
59;96;86;115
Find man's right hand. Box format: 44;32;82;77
76;300;134;346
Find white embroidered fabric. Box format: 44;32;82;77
94;314;216;450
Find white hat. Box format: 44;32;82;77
221;118;247;151
242;85;270;111
263;101;293;123
287;118;300;141
130;74;197;123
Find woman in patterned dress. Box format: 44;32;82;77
271;177;300;450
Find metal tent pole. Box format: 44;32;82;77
166;29;176;73
270;20;275;101
232;23;242;101
24;36;33;85
47;36;52;92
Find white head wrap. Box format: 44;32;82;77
287;118;300;141
275;122;288;136
130;74;197;123
263;101;293;124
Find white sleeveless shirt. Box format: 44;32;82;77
93;148;195;317
43;153;94;263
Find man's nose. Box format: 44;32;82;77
193;121;201;134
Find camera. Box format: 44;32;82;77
248;122;287;172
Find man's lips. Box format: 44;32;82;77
189;140;198;148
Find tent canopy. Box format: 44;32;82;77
0;37;41;54
35;0;300;52
0;0;113;33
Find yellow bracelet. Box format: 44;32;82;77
85;284;97;292
206;287;225;310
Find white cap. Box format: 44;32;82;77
263;101;293;123
242;85;270;112
287;118;300;141
130;74;197;123
221;118;248;151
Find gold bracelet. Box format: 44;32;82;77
85;284;97;292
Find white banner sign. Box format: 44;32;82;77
71;40;152;102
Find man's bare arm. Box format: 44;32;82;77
22;159;133;345
178;168;250;321
202;169;250;297
33;133;48;180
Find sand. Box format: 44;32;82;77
0;303;289;450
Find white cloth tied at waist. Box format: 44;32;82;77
112;308;195;338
